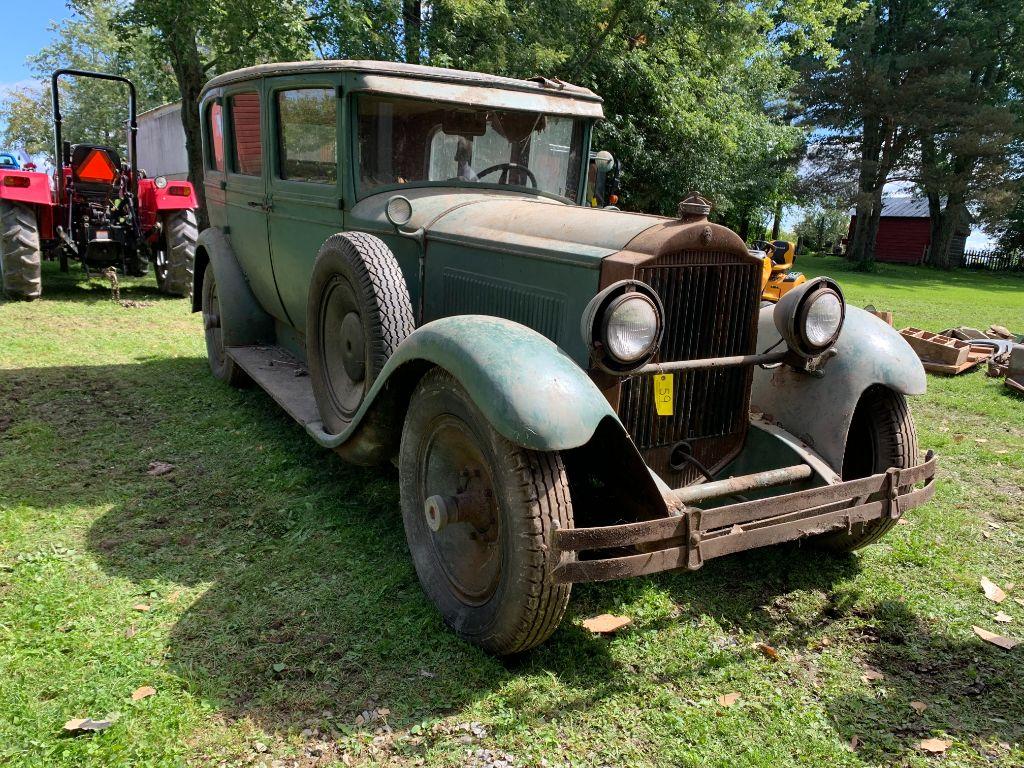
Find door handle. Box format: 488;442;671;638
247;200;273;212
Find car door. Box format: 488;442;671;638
224;83;289;324
266;78;344;333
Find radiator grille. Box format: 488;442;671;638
618;250;762;487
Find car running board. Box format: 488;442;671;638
226;345;322;428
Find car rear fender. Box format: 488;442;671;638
191;227;274;346
309;315;623;462
750;305;926;473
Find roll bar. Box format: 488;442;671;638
51;69;138;205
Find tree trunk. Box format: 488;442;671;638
165;28;209;229
771;200;782;239
402;0;422;64
931;194;967;269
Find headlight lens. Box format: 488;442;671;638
604;294;659;362
154;175;168;189
804;291;843;347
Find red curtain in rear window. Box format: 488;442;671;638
230;92;262;176
208;102;225;171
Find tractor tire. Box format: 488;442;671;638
306;232;414;434
155;209;197;296
0;201;42;300
201;262;249;387
818;385;919;552
399;368;573;655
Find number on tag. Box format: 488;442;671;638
653;373;674;416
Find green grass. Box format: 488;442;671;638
1;257;1022;767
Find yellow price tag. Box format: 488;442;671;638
653;373;674;416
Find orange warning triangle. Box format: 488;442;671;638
75;149;117;184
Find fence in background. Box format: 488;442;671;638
961;248;1024;272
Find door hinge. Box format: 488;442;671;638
338;197;345;210
336;85;344;99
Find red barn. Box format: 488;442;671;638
847;197;970;264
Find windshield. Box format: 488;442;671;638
356;95;586;201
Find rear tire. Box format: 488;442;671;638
201;262;249;387
399;368;573;655
818;385;919;551
0;201;42;300
307;232;414;433
155;209;197;296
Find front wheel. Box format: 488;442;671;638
155;209;197;296
399;368;573;654
819;385;919;551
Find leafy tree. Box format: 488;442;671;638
915;0;1024;267
794;205;849;251
0;0;176;163
310;0;852;221
103;0;312;225
800;1;948;269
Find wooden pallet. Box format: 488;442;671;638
900;327;971;366
921;344;994;375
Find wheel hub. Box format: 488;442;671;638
421;419;502;606
339;311;366;382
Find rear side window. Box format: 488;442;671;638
229;92;262;176
207;101;224;171
277;89;337;183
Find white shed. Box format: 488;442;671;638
136;102;188;180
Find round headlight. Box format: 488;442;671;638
804;291;843;347
773;276;846;358
580;280;664;373
604;294;659;363
154;175;168;189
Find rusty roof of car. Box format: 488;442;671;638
202;60;602;104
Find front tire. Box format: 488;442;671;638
399;369;573;655
0;201;42;300
201;262;249;387
819;385;919;551
155;209;197;296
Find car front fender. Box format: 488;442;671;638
309;315;619;461
750;305;926;473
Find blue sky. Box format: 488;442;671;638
0;0;73;92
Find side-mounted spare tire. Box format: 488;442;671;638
307;232;415;434
0;201;42;300
155;209;197;296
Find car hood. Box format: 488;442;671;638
350;187;667;265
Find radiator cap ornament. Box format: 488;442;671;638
677;192;712;220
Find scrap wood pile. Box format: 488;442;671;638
866;307;1023;392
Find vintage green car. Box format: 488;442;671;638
193;61;936;654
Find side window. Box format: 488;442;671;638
229;92;263;176
277;89;337;183
206;101;224;171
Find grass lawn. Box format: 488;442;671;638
1;256;1022;767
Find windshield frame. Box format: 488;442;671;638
349;94;593;205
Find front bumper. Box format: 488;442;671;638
550;451;936;584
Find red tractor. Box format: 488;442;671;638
0;69;198;300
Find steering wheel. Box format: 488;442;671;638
475;162;538;188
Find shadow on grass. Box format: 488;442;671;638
5;357;1013;762
7;260;178;304
825;599;1024;760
